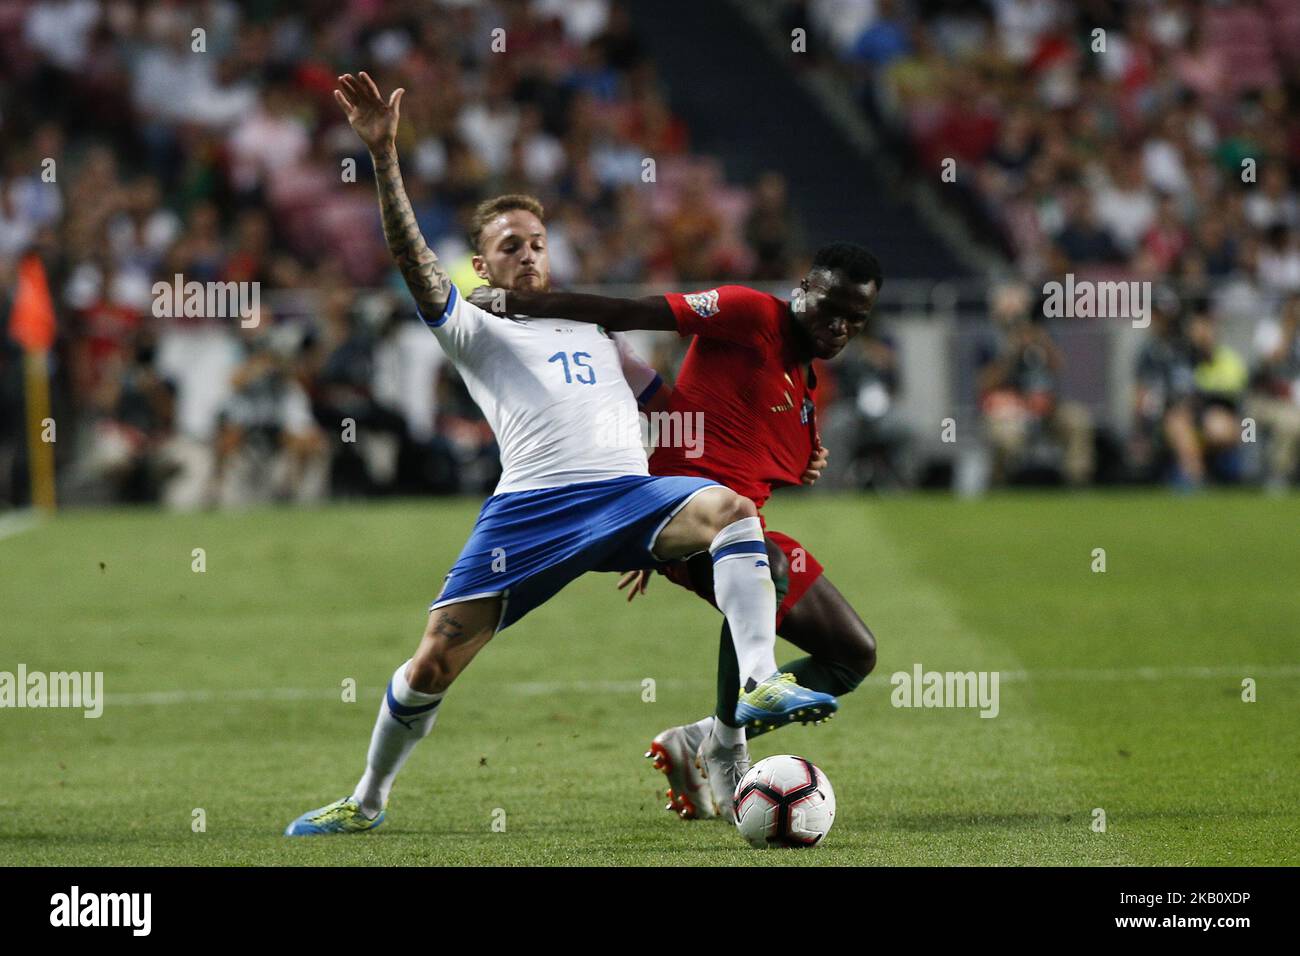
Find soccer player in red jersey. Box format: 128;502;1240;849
467;242;881;818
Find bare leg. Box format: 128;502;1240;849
408;598;501;693
351;596;501;815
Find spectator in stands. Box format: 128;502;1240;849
977;281;1094;486
847;0;912;67
0;0;816;508
77;329;180;504
1054;185;1123;266
664;165;724;282
831;330;911;489
310;295;419;496
1185;303;1249;485
746;171;803;281
797;0;1300;298
214;310;327;507
1094;157;1158;258
1257;224;1300;295
1132;291;1199;484
1248;293;1300;490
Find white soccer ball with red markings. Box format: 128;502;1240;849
733;755;835;848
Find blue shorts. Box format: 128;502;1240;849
430;474;719;631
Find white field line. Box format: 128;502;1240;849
106;679;711;707
0;510;41;543
997;664;1300;683
100;666;1300;708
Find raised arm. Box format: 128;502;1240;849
334;72;451;317
467;287;677;332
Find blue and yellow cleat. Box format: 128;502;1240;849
284;797;385;836
735;672;838;736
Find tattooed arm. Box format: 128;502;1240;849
371;145;452;316
334;72;451;316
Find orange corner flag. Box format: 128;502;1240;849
10;253;58;510
10;253;57;353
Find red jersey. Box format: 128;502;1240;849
651;285;818;509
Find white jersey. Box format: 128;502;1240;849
425;285;660;494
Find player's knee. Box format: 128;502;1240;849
410;626;459;694
858;626;878;677
406;650;451;694
840;618;877;679
710;490;757;531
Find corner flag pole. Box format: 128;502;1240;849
23;350;56;510
11;253;57;511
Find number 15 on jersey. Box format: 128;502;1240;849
549;351;596;385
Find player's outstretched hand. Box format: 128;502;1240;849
802;444;829;485
334;71;403;154
616;569;651;602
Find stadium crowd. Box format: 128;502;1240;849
2;0;1299;508
778;0;1300;489
0;0;816;508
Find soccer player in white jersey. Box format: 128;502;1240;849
285;73;835;834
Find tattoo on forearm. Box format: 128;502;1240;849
372;147;451;317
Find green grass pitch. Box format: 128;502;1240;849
1;492;1296;866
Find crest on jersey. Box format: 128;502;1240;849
684;289;720;318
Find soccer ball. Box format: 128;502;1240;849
733;755;835;848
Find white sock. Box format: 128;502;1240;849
709;516;778;688
352;659;443;816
